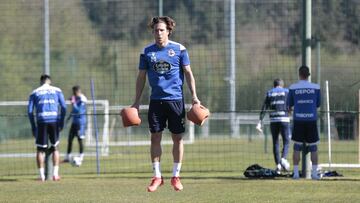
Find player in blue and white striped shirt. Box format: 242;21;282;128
28;75;66;181
257;79;291;173
287;66;321;180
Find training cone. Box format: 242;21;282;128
120;107;141;127
187;104;210;126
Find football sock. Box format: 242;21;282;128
153;162;161;178
312;165;318;174
79;153;84;161
172;162;182;177
53;166;59;177
79;139;84;154
293;165;299;175
39;168;45;180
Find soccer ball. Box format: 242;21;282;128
120;107;141;127
71;156;82;167
187;104;210;126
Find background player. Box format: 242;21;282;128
257;79;291;173
132;16;200;192
63;85;87;165
287;66;321;180
28;75;66;181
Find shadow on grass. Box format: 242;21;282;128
74;175;360;182
317;178;360;182
3;171;360;182
0;178;18;182
68;173;291;181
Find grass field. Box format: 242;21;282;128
1;138;360;202
1;173;360;202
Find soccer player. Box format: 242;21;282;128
63;85;87;165
257;79;291;173
28;75;66;181
287;66;321;180
132;16;200;192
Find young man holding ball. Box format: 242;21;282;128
132;16;200;192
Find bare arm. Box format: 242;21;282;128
183;65;200;105
132;69;147;110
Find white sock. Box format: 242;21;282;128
172;162;182;177
39;168;45;180
80;153;84;161
66;153;71;160
293;165;299;175
312;165;318;174
152;162;161;178
53;166;59;177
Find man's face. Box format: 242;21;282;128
153;22;169;45
74;89;81;97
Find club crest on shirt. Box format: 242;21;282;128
168;49;175;57
153;60;171;74
150;52;156;62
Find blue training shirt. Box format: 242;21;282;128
287;80;321;121
28;84;67;128
70;94;87;125
260;87;290;123
139;40;190;100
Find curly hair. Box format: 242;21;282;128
148;16;176;36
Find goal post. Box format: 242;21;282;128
85;100;109;156
0;101;196;157
319;82;360;169
0;100;110;157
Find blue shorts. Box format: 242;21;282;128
36;122;59;148
69;123;86;139
292;120;319;144
148;99;185;134
270;122;291;142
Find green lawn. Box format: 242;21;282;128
1;138;360;202
1;137;359;175
1;174;360;202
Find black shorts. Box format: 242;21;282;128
69;123;86;139
36;122;59;148
148;99;185;134
292;120;319;144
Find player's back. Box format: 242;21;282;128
288;80;321;121
266;87;289;122
29;84;65;123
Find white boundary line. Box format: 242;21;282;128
319;163;360;168
0;152;100;158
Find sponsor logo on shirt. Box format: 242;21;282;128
297;100;314;104
38;111;58;117
153;60;171;74
295;113;314;118
35;89;56;96
271;100;285;105
269;92;286;97
295;89;315;94
39;99;56;104
270;111;286;116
